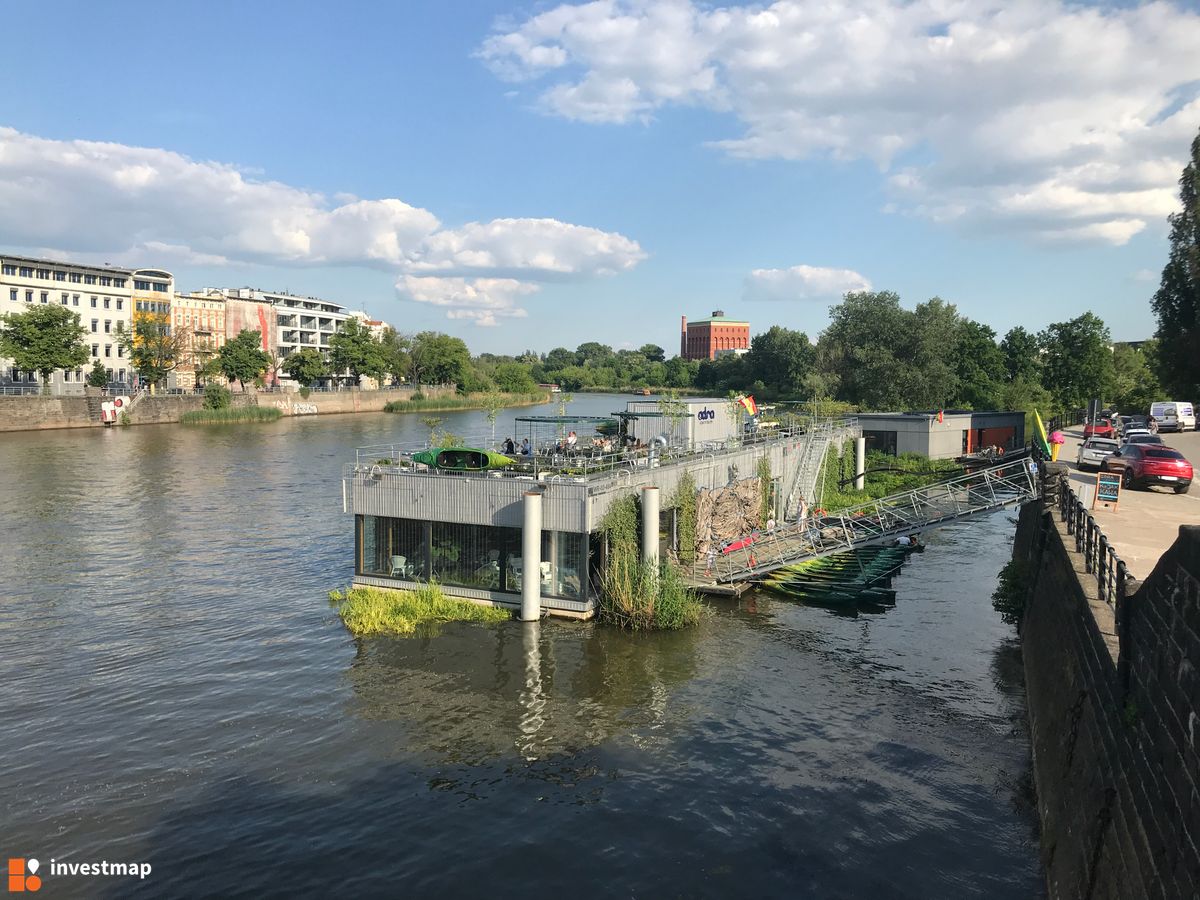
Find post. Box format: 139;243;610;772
641;486;660;565
854;436;866;491
521;491;542;622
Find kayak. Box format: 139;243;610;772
411;447;515;471
722;534;758;554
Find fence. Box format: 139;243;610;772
1055;474;1130;606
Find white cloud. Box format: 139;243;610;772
744;265;871;302
396;276;537;327
0;127;645;325
481;0;1200;244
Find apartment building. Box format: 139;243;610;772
171;291;227;390
1;254;136;393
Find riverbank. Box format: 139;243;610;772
0;384;460;432
383;391;549;415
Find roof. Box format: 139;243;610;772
686;316;749;326
1;253;133;275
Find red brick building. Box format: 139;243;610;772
680;311;750;361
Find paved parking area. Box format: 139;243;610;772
1057;426;1199;579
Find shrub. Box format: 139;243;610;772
329;582;511;636
992;559;1033;629
203;383;232;410
86;359;109;388
299;386;311;399
411;390;425;401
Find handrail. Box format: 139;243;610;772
1056;476;1129;606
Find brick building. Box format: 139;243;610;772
680;310;750;361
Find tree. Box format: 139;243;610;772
119;312;188;390
1151;127;1200;399
820;291;913;409
639;343;666;362
410;332;471;388
743;326;814;397
493;361;536;393
86;359;109;388
378;328;411;382
1110;342;1161;413
1038;313;1114;412
0;304;89;393
329;319;386;385
953;320;1005;409
217;329;271;391
999;326;1043;385
283;348;329;386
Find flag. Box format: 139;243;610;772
739;395;758;416
1033;409;1051;457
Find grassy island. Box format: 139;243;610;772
180;406;283;425
329;583;512;636
383;391;548;415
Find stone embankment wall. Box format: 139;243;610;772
0;385;457;432
1014;465;1200;899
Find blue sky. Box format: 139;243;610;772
1;0;1197;353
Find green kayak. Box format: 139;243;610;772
411;447;515;471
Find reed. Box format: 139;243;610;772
329;582;511;636
383;391;547;414
180;406;283;425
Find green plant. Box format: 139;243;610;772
298;386;311;399
203;383;232;410
757;456;773;525
329;582;511;636
673;471;698;563
411;390;425;401
992;559;1033;629
118;411;130;426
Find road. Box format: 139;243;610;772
1056;425;1199;580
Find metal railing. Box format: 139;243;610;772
710;456;1039;583
1056;477;1129;605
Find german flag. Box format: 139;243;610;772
739;395;758;416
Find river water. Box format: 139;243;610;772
0;394;1042;897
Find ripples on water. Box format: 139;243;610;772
0;398;1041;897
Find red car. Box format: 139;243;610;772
1083;418;1116;439
1101;444;1193;493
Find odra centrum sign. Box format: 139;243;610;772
696;407;716;422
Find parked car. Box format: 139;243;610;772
1149;401;1196;432
1101;444;1193;493
1083;418;1116;439
1124;433;1165;447
1077;438;1119;469
1120;427;1153;442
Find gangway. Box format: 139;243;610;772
781;417;862;521
712;456;1038;583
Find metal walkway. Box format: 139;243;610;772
713;456;1038;583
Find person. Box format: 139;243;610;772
896;535;912;547
566;430;577;452
503;437;516;455
1148;415;1158;434
705;547;716;577
521;438;532;456
766;517;776;532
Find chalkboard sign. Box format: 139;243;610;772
1094;472;1121;510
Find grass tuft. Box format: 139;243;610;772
599;558;708;631
383;391;547;414
181;406;283;425
329;582;512;636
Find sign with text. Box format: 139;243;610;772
1094;472;1121;511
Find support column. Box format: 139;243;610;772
854;436;866;491
521;491;542;622
641;486;660;566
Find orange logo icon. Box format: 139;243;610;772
7;859;41;892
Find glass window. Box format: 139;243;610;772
2;265;15;276
91;344;99;357
104;320;111;333
72;295;79;306
84;274;96;284
90;297;97;308
54;271;66;281
19;267;33;277
8;289;15;302
69;272;82;283
36;268;49;279
61;293;68;304
25;290;32;302
104;344;111;357
431;521;520;591
360;516;430;581
90;319;98;332
104;298;110;309
40;292;47;303
114;279;126;288
544;531;585;600
100;277;112;286
116;299;123;310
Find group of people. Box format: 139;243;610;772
501;432;582;459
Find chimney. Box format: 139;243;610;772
680;315;687;358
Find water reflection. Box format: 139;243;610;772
344;618;701;767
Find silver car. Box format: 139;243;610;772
1077;437;1119;469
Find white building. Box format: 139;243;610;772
210;287;353;375
1;253;136;394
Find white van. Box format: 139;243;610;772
1149;401;1196;432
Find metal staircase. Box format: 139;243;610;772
717;456;1038;583
781;417;862;521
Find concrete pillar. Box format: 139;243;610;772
521;491;542;622
854;436;866;491
641;486;660;566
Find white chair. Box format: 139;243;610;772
389;555;410;577
539;561;552;584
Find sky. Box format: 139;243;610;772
1;0;1198;354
